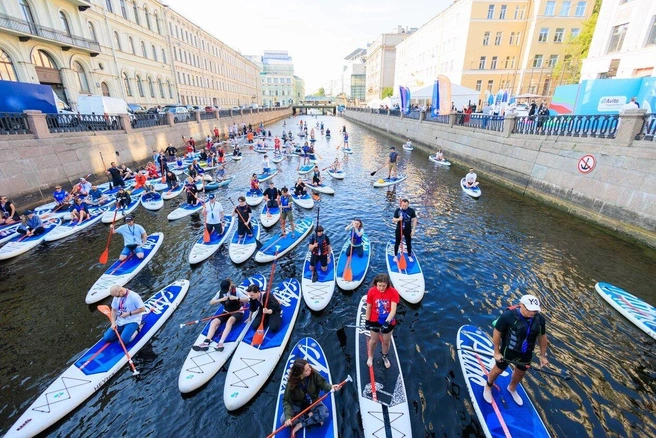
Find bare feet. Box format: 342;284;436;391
382;354;391;369
366;356;373;367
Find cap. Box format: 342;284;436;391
390;146;395;150
220;279;231;292
208;193;215;199
124;215;134;221
24;209;33;215
79;177;86;181
520;295;541;312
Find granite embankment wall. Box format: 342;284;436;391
0;108;291;207
343;110;656;249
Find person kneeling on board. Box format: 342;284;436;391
17;210;45;237
465;168;479;188
194;279;246;352
247;283;282;332
483;294;549;406
282;358;342;437
109;215;147;261
71;196;90;222
102;285;146;344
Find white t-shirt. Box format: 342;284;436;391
466;172;477;184
206;201;224;225
111;290;145;326
115;224;146;246
621;101;638;113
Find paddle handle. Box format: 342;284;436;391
458;347;570;380
179;307;245;328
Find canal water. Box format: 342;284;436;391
1;115;655;437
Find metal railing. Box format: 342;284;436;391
132;113;165;129
426;113;449;124
0;113;31;135
0;13;100;52
46;114;123;133
461;114;505;132
405;111;420;120
389;109;401;117
637;113;656;141
200;111;216;121
219;109;231;118
513;114;619;139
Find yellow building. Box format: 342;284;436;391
394;0;593;107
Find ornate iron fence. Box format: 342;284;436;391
133;113;165;129
200;111;216;121
219;109;231;118
636;113;656;141
426;113;449;124
389;109;401;117
513;114;618;138
46;114;123;133
0;113;31;135
462;114;504;132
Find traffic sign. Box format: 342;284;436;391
578;154;596;174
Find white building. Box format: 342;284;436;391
249;50;300;107
580;0;656;79
342;48;366;101
365;26;414;101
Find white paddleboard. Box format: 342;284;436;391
373;175;408;188
291;193;314;209
44;207;108;242
336;235;372;291
167;202;204;220
304;181;335;195
595;282;656;340
188;216;235;264
140;192;164;211
254;218;313;263
246;190;264;207
461;178;481;198
228;219;261;264
161;184;184;200
0;219;61;260
327;169;345;179
385;240;425;304
429;155;451;166
301;249;336;311
259;204;281;228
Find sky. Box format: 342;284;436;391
164;0;453;93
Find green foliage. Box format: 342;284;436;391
313;87;326;96
552;0;601;85
381;87;394;99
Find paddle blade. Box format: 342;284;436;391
343;264;353;282
97;305;111;317
203;227;210;243
398;253;407;270
99;248;109;264
311;192;320;201
251;327;265;346
161;175;166;183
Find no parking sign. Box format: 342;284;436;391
578;154;596;174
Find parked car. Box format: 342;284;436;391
128;104;146;114
231;106;241;111
204;106;216;113
508;103;529;117
164;106;190;122
146;107;162;114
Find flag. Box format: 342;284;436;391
432;80;440;116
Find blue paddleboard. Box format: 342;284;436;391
254;218;313;263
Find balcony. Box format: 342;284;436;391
0;12;100;54
62;0;92;11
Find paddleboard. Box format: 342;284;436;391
298;164;314;175
402;144;413;151
150;180;169;191
246;189;264;207
336;235;371;291
161;184;184;200
272;154;284;164
0;219;61;260
385;240;425;304
327;169;345;180
254;147;267;154
140;192;164;211
254;218;313;263
44;207;108;242
461;178;481;198
167;201;204;220
301;249;336;311
429;155;451;166
260;204;281;228
595;282;656;340
198;181;219;191
216;176;234;187
342;148;353;154
223;278;302;411
271;337;339;437
0;223;21;245
231;154;243;161
456;325;551;438
355;295;412;437
100;188;144;223
304;181;335;195
258;170;279;183
373;175;408;188
178;275;265;393
291;193;314;209
228;218;261;264
6;280;189;438
188;216;235;264
85;232;164;304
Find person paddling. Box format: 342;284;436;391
247;283;282;333
109;215;147;261
392;198;417;263
107;162;125;188
308;225;332;282
345;219;364;257
102;285;146;345
364;273;399;369
279;187;295;238
234;196;253;238
388;147;399;180
193;279;247;352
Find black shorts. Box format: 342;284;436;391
368;321;395;334
310;253;327;268
217;311;243;324
496;348;532;371
206;222;223;235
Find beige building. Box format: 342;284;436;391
163;6;260;108
580;0;656;80
365;26;414;101
294;75;305;104
394;0;593;106
248;50;299;107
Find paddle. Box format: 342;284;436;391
100;151;113;190
97;304;140;376
99;208;118;264
343;227;355;282
396;219;407;270
202;203;210;243
228;197;262;249
267;375;353;438
369;164;386;176
459;347;571;380
179;307;245;328
251;247;279;347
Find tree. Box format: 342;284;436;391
552;0;602;86
381;87;394;99
313;87;325;97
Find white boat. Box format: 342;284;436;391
140;192;164;211
304;181;335;195
44;206;108;242
188;216;235;264
291;193;314;209
429;155;451;166
301;249;336;311
259;203;281;228
0;219;62;260
460;178;482;198
228;219;261;264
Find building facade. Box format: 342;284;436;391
293;75;305;104
365;26;414;101
343;48;366;102
394;0;593;106
249;50;298;107
580;0;656;80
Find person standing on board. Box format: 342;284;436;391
465;168;479;188
281;358;342;436
388;147;399;180
205;193;224;236
364;273;399;369
234;196;253;238
247;283;282;332
279;187;295;238
483;295;549;406
392;198;417;262
193;279;246;352
109;215;147;261
165;143;177;162
344;219;365;257
263;181;280;211
102;285;146;344
107;162;125;188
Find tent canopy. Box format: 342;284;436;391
395;82;479;109
515;93;543;99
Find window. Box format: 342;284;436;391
128;36;135;54
114;31;121;51
154;11;161;34
504;56;510;69
483;31;490;45
608;23;628;53
174;49;178;61
133;2;140;25
514;5;526;19
538;28;549;42
575;1;586;16
120;0;127;19
105;0;113;13
152;45;157;61
158;79;164;98
495;31;502;45
545;1;555;16
479;56;487;69
547;54;559;67
510;56;516;69
0;49;18;81
144;5;151;30
487;5;495;19
647;16;656;46
59;12;71;36
487;80;494;91
88;22;98;42
148;77;154;98
161;48;166;63
168;80;173;99
101;82;110;97
141;41;147;58
533;54;543;68
123;72;132;96
554;28;564;43
560;1;571;16
499;5;507;19
491;56;498;69
571;28;580;39
136;74;144;97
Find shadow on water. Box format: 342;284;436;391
1;115;655;437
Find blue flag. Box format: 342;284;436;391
432;80;440;116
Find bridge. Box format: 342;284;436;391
292;97;337;115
